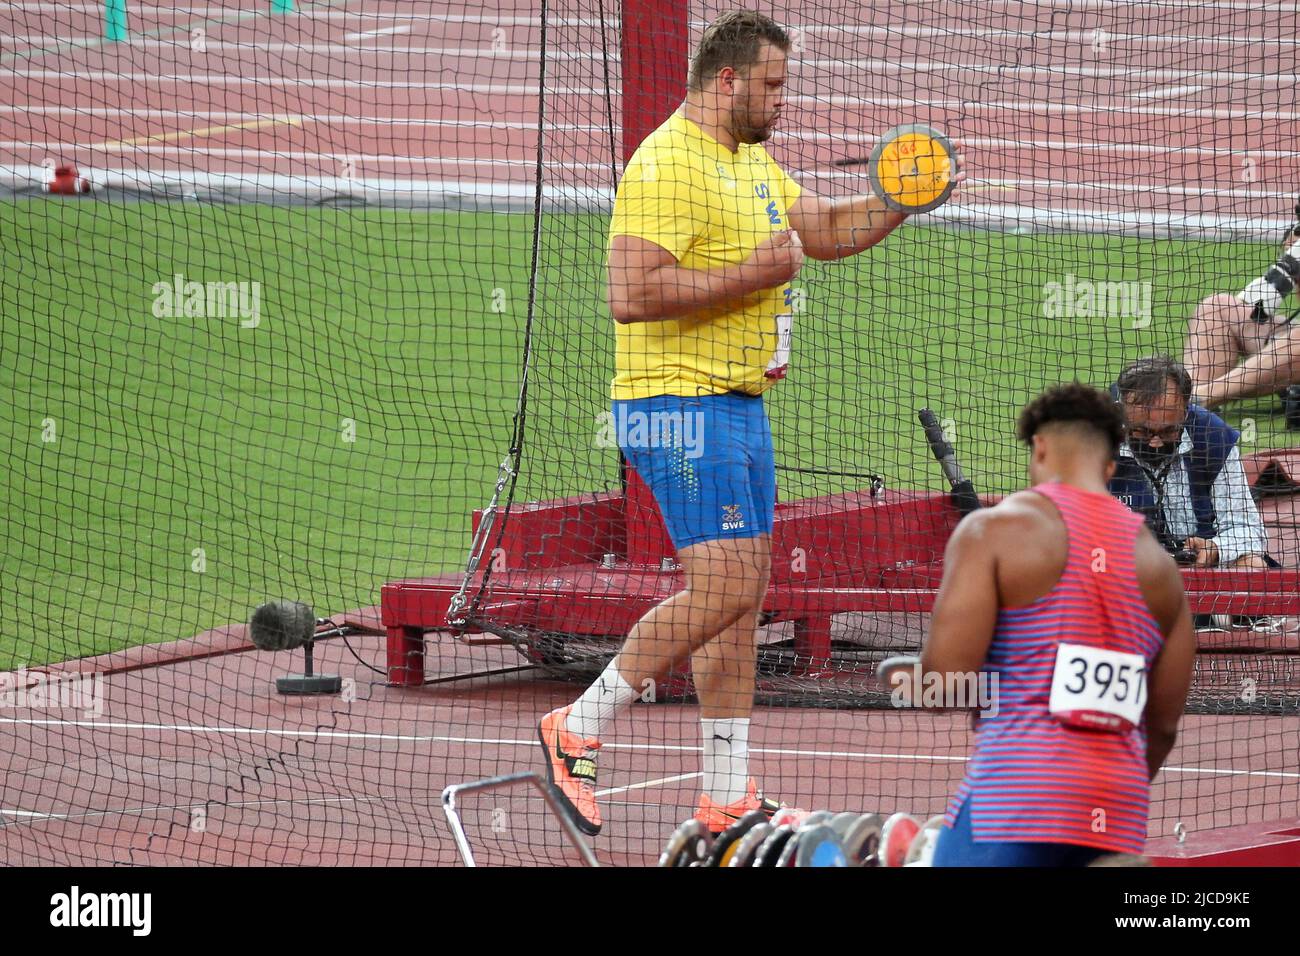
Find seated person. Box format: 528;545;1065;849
1187;218;1300;412
1110;356;1278;629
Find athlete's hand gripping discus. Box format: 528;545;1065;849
918;408;981;517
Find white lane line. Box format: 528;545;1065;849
0;794;375;825
784;23;1300;48
996;0;1297;9
7;133;1296;162
14;145;1281;192
0;69;556;88
0;714;540;744
0;105;1287;162
3;72;1293;123
791;59;1289;84
133;13;1292;47
804;95;1300;122
2;5;559;19
595;772;701;798
0;105;610;131
343;25;410;42
1131;84;1207;100
0;35;101;45
8;2;1298;19
1160;767;1300;780
0;145;602;166
7;148;1297;200
2;716;1296;780
0;44;1285;84
0;39;590;59
0;108;1289;167
0;2;296;66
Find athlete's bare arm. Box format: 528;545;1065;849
606;232;802;323
922;492;1064;683
786;192;907;261
1134;524;1196;780
921;510;1000;680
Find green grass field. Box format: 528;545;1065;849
1;199;1289;670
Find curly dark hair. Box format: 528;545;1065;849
1016;382;1126;456
688;11;790;92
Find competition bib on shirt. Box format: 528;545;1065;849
1048;642;1148;733
764;312;793;379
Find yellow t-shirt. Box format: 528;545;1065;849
608;111;802;400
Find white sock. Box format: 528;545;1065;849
702;717;751;804
567;660;638;740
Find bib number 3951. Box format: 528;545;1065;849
1048;643;1147;733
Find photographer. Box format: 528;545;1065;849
1109;356;1270;577
1186;200;1300;412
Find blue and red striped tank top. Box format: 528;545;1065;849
945;481;1166;853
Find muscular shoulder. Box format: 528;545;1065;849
620;142;694;187
633;118;707;171
957;490;1059;543
620;125;702;190
950;490;1066;605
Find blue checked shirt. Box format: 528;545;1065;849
1116;434;1269;564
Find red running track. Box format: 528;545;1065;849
0;609;1296;865
1;0;1296;221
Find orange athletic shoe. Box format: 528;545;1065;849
538;705;602;836
695;777;787;834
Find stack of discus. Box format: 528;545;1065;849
657;808;947;867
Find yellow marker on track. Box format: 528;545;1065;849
95;117;302;150
867;123;957;214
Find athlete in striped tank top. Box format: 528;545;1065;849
924;384;1195;866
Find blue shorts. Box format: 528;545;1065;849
614;392;775;551
930;799;1107;868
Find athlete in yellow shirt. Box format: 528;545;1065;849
607;107;805;399
540;10;966;836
